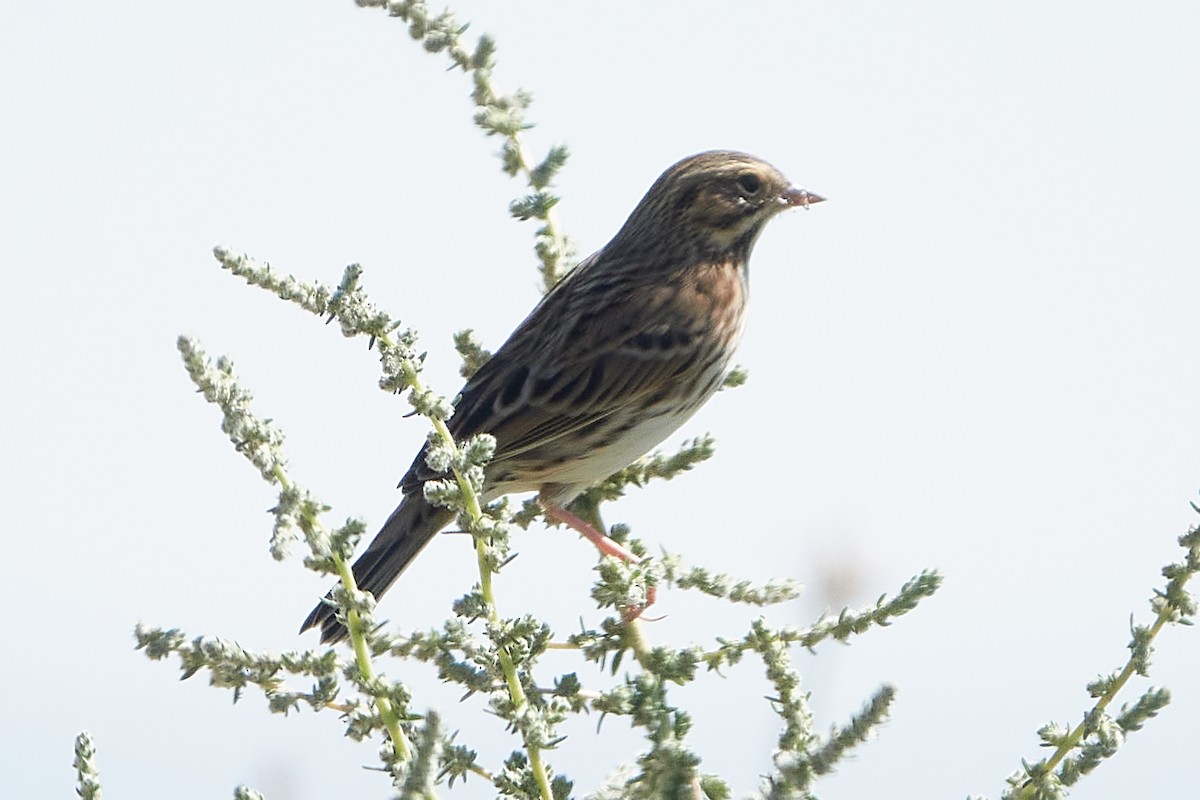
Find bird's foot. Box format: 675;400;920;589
621;584;660;623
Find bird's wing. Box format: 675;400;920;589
398;255;735;493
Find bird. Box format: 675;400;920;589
302;150;823;643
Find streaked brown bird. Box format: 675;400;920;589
303;151;823;642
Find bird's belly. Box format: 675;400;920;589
510;401;707;500
586;412;693;480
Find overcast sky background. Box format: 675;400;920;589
3;2;1200;799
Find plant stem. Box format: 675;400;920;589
271;463;413;764
399;357;555;800
506;137;569;292
334;555;412;765
1012;603;1175;799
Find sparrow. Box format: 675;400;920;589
302;150;823;642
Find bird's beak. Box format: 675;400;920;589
779;186;825;209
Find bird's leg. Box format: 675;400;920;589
538;494;640;563
538;489;657;617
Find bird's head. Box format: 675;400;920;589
615;151;824;259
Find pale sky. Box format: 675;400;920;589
4;2;1200;799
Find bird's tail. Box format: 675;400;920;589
300;495;455;643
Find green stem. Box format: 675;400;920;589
476;540;555;800
334;556;412;765
272;464;412;765
507;138;568;292
355;0;569;293
627;618;653;668
399;357;555;800
272;465;417;767
1013;603;1175;799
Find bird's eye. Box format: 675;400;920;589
736;173;762;195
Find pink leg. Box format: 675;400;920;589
539;496;642;563
538;492;657;617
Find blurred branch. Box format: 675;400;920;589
73;732;103;800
